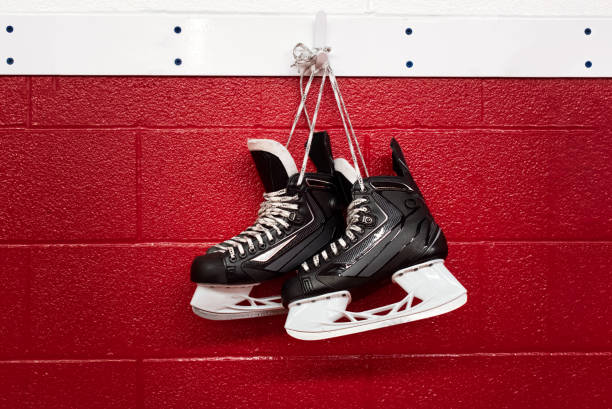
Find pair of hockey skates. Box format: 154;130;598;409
189;45;467;340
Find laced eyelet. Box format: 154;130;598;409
229;255;237;262
248;247;256;254
258;242;266;250
239;252;247;259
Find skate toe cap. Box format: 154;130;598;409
190;252;228;284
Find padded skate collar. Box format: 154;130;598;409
248;139;298;192
333;158;358;185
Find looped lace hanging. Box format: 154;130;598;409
291;43;332;72
212;43;369;260
287;42;369;193
327;66;369;181
285;43;330;149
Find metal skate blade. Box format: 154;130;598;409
190;283;285;320
191;305;286;321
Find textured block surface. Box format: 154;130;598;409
143;355;612;409
0;247;29;358
0;130;137;241
1;74;611;408
259;77;482;128
28;246;143;357
31;77;262;127
30;77;482;128
483;79;612;126
0;360;139;409
0;77;27;126
141;128;363;240
9;242;608;358
367;129;612;240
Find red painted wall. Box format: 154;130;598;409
1;76;611;408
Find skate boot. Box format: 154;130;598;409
190;131;347;320
282;138;467;340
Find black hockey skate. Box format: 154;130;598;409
190;132;347;320
282;139;467;340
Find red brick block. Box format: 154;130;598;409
0;361;29;409
140;128;362;240
0;76;27;126
366;129;612;240
29;246;143;357
546;243;612;350
31;77;262;127
0;130;137;241
483;79;612;126
31;76;480;129
259;77;482;128
0;247;29;358
27;243;286;358
28;244;282;358
0;360;138;409
143;354;612;409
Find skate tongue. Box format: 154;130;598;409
248;139;298;192
390;138;422;195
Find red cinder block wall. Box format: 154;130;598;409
1;76;611;408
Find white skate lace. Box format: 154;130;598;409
211;189;299;260
301;197;371;271
214;44;370;262
286;43;369;190
284;42;373;271
210;45;325;260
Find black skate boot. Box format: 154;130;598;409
190;132;347;320
282;138;467;340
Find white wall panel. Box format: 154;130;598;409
372;0;612;17
0;14;609;76
0;0;369;14
1;2;609;77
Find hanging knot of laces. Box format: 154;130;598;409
291;43;331;74
287;42;369;192
211;189;300;260
301;196;373;271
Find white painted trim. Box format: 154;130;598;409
2;1;610;17
247;139;298;177
0;14;609;76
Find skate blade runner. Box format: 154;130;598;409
190;43;467;340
